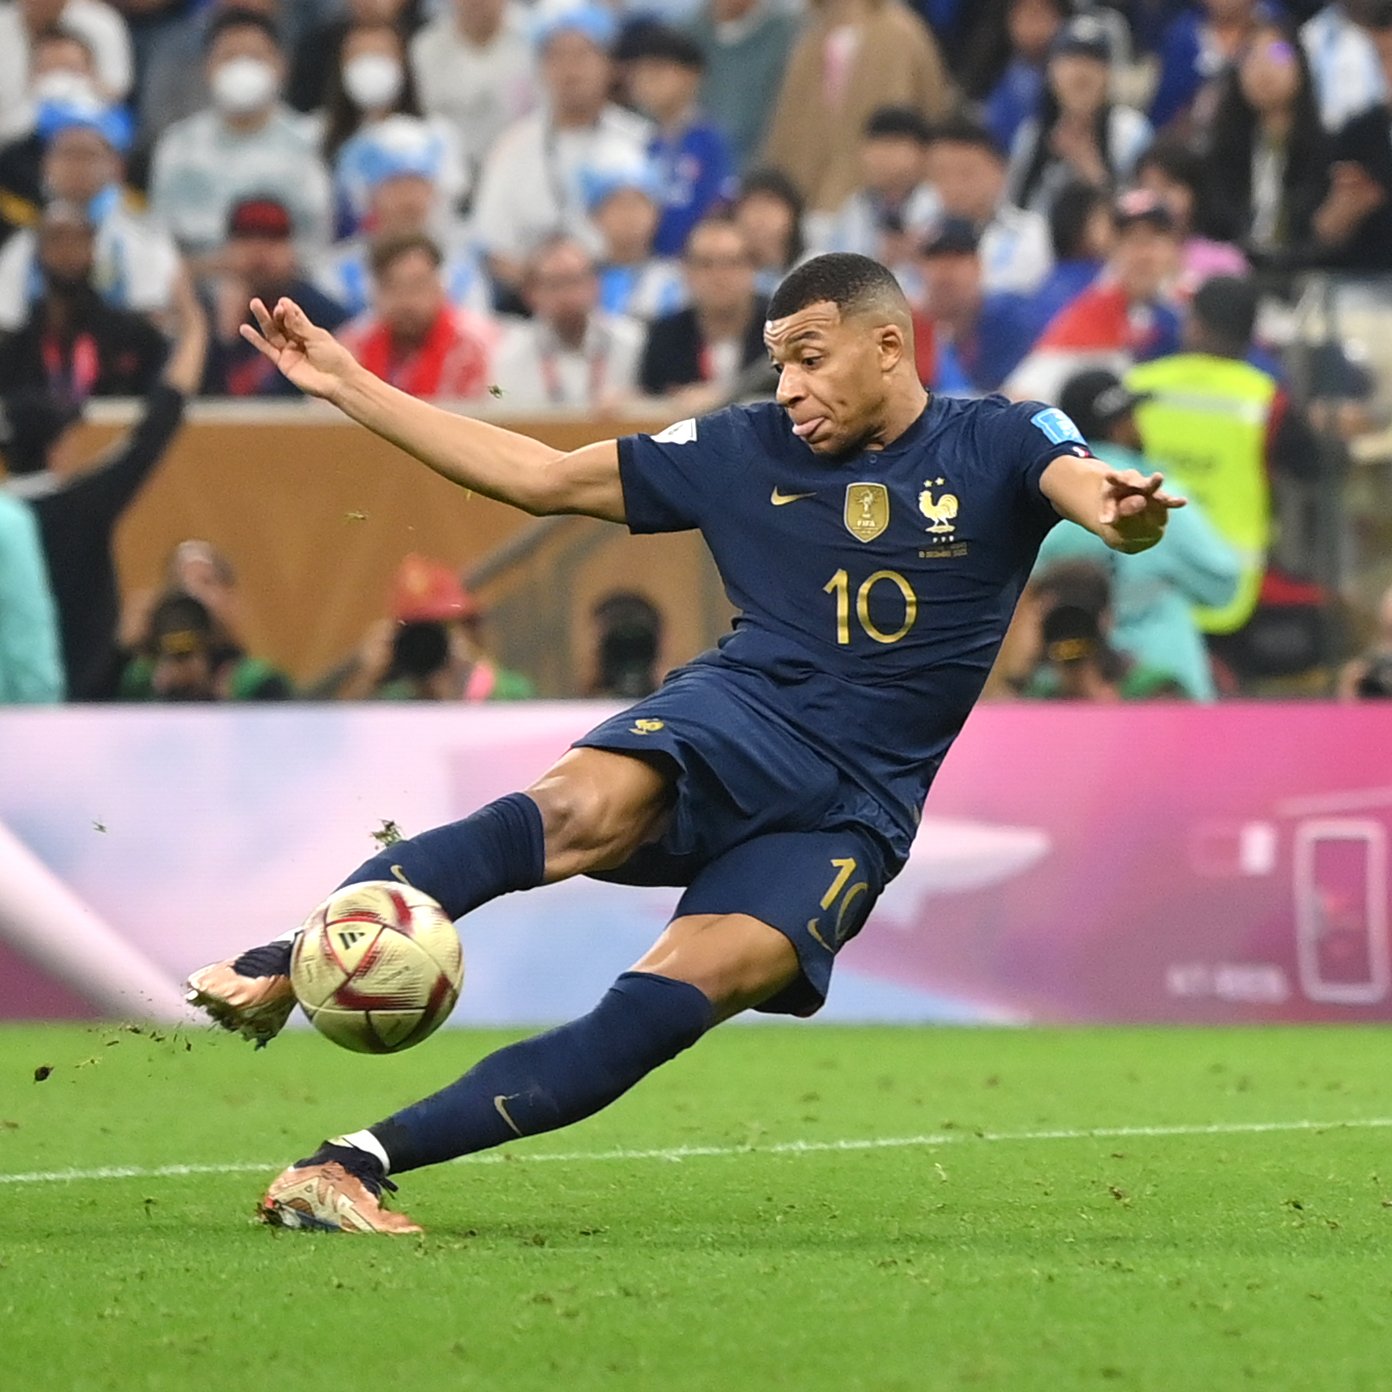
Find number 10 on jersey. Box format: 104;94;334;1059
823;569;918;645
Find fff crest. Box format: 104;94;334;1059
918;479;959;535
843;482;889;542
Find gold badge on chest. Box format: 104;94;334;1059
843;482;889;542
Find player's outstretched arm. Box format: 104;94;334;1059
1039;452;1186;555
240;297;626;523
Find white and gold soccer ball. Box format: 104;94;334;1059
290;881;464;1054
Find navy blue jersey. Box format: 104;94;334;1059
617;393;1084;856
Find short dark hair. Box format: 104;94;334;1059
767;252;907;322
925;116;1002;158
369;230;442;278
863;105;931;144
204;7;281;54
621;23;705;69
1049;180;1107;260
1191;274;1258;350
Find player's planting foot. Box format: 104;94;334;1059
258;1143;422;1235
184;941;296;1047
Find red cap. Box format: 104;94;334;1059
390;554;480;623
227;197;293;240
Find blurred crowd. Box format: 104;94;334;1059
1;0;1392;705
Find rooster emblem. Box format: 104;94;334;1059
918;479;959;535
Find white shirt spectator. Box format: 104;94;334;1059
149;105;333;258
409;4;538;174
489;311;644;407
0;0;133;140
978;202;1053;296
1300;3;1386;132
472;104;651;262
1006;106;1152;217
0;199;180;330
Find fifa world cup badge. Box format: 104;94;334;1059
843;483;889;542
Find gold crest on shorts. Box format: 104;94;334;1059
843;482;889;542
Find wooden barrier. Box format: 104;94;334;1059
55;402;732;692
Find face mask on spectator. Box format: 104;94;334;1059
343;53;403;110
210;56;278;116
30;70;99;107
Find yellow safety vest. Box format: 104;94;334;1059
1125;353;1278;634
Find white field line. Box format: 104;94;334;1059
3;1115;1392;1187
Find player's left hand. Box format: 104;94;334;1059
1100;467;1186;551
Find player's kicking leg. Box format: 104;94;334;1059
258;911;799;1233
185;749;674;1045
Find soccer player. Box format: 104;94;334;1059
189;253;1183;1233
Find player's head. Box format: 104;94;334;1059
765;252;919;457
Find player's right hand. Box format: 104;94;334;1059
241;296;357;401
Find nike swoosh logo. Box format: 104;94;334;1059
493;1094;524;1136
771;487;817;506
390;864;410;885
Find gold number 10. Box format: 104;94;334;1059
823;568;918;645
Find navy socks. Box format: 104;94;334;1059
369;972;715;1173
339;792;546;919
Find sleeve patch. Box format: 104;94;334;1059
1030;407;1085;446
652;417;698;445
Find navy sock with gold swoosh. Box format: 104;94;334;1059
337;792;545;919
366;972;714;1172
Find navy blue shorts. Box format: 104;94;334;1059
573;661;897;1016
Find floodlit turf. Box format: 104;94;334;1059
3;1023;1392;1392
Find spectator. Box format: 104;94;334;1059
0;25;103;244
287;0;414;115
1314;9;1392;269
0;97;180;332
471;4;649;294
1149;0;1271;137
1135;136;1248;294
807;107;937;277
408;0;537;178
589;589;663;698
205;197;349;397
959;0;1069;154
314;116;491;319
490;235;643;408
925;116;1053;294
1006;14;1153;217
1338;583;1392;698
329;554;534;701
0;268;206;698
0;463;63;702
0;0;134;140
687;0;799;172
1024;567;1189;700
319;22;466;237
338;232;493;399
1204;24;1329;262
1126;274;1320;648
585;157;685;322
118;589;292;701
1300;0;1386;132
1033;367;1241;700
1007;189;1182;403
909;217;1036;395
148;8;333;265
137;0;279;140
1015;178;1111;345
0;201;168;401
624;24;735;258
639;215;768;409
760;0;953;214
733;166;805;295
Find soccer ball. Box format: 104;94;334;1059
290;881;464;1054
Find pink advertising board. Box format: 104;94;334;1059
0;703;1389;1024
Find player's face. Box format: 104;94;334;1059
766;302;889;457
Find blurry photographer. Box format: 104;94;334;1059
589;590;663;698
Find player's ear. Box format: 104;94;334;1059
876;323;906;373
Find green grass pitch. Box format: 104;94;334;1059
3;1021;1391;1392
